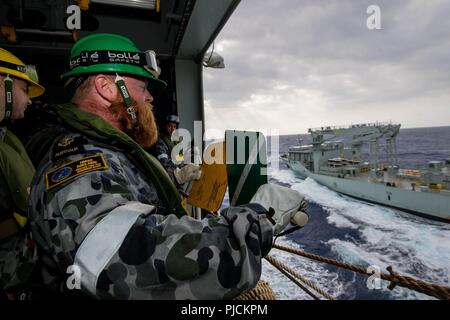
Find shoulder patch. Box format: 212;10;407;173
52;136;88;162
45;153;109;190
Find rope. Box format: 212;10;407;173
265;255;336;300
234;280;277;300
265;255;320;300
274;243;450;300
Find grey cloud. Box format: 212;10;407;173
204;0;450;133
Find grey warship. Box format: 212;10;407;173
283;123;450;222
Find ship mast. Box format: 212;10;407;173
308;122;401;175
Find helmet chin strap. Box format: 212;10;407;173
2;74;13;122
114;74;138;126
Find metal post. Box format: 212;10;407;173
195;207;201;220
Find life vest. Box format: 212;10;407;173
0;128;34;241
26;103;186;218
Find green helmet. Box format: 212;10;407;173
61;33;165;88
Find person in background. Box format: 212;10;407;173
152;114;201;187
0;48;45;298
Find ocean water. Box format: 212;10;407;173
234;126;450;300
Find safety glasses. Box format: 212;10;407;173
25;65;39;83
144;50;160;78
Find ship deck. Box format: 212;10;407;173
338;171;450;195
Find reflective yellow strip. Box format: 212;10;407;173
13;212;27;227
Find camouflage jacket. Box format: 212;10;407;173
0;127;36;290
152;135;179;185
29;105;273;300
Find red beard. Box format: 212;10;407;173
110;94;158;148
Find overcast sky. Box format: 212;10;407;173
203;0;450;139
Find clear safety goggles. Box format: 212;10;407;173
144;50;160;78
25;65;39;83
0;60;39;83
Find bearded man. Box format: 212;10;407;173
27;33;308;300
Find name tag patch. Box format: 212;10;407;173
45;154;108;190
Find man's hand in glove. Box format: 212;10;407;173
250;183;309;235
173;164;202;185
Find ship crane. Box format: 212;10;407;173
308;122;401;171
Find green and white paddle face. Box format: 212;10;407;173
225;130;268;206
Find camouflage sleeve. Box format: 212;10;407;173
95;203;273;300
30;135;273;300
153;138;178;185
0;232;36;290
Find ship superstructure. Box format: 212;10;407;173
284;123;450;222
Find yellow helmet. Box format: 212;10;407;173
0;48;45;98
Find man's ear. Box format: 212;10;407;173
94;75;116;102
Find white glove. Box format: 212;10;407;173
173;163;202;185
250;183;308;235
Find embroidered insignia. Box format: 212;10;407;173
52;136;88;162
51;167;73;183
45;154;108;190
58;137;75;147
